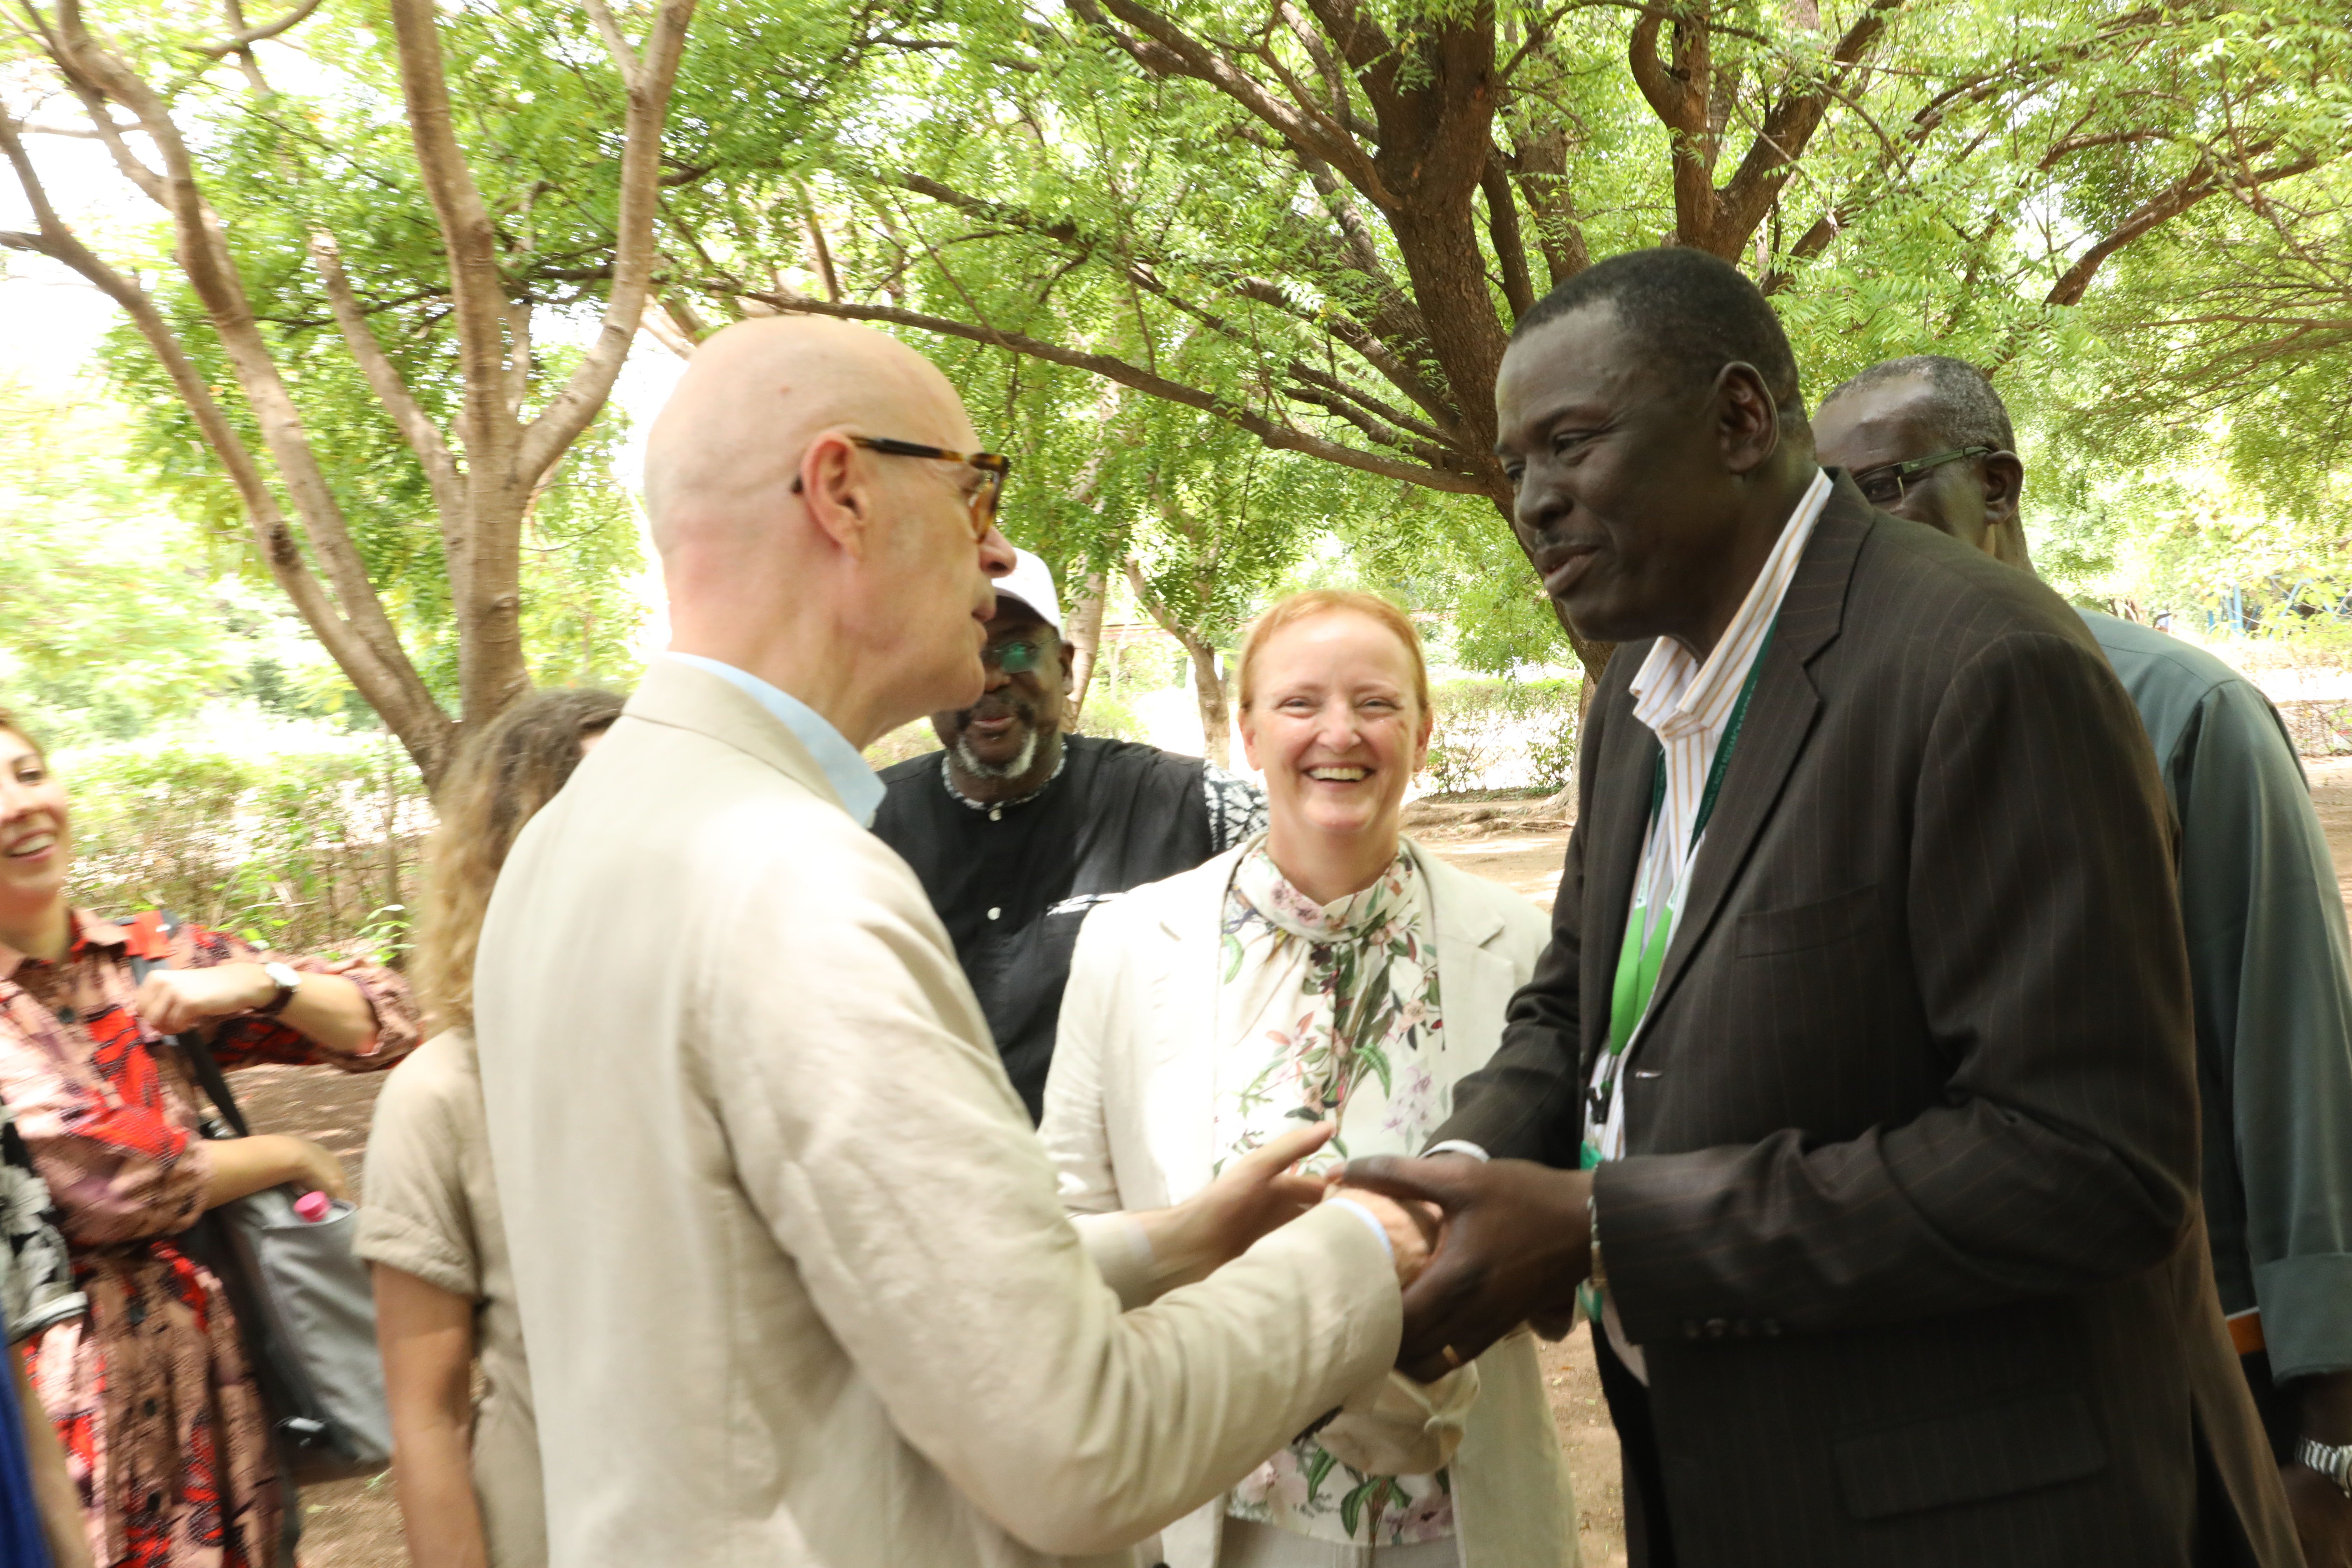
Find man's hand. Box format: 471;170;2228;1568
2289;1371;2352;1568
1327;1186;1440;1290
133;963;275;1034
1129;1122;1337;1288
1344;1155;1593;1382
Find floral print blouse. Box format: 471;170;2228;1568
0;908;416;1568
1216;841;1454;1549
0;911;416;1247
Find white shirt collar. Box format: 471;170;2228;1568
665;653;886;827
1628;467;1833;744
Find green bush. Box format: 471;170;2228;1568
862;719;942;770
1419;677;1582;795
57;724;428;962
1071;689;1149;744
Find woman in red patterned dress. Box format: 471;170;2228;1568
0;709;418;1567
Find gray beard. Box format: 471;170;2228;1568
953;728;1040;781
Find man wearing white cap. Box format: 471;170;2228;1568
873;550;1263;1120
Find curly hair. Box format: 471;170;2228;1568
413;688;625;1033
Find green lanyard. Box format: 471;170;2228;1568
1587;629;1775;1150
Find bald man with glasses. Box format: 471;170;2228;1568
475;319;1432;1567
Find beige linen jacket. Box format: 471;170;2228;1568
1041;843;1582;1568
473;660;1401;1568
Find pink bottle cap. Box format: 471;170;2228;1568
293;1191;332;1223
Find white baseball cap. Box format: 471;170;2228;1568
992;548;1064;635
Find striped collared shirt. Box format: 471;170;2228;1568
1588;468;1833;1385
1624;467;1833;941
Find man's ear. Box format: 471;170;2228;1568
1714;363;1781;477
798;432;874;561
1981;452;2024;531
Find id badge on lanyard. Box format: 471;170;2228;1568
1583;819;1696;1170
1580;625;1776;1175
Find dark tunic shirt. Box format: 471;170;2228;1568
873;735;1262;1121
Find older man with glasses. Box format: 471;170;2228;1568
475;318;1435;1567
874;548;1264;1122
1817;354;2352;1568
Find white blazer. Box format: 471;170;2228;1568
476;661;1404;1568
1042;840;1583;1568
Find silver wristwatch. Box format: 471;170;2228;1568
255;961;302;1017
2300;1437;2352;1498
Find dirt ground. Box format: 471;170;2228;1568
248;757;2352;1565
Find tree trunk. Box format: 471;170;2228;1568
1124;555;1230;765
1183;636;1231;767
3;0;697;791
380;727;403;911
1063;570;1108;723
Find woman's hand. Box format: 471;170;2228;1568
134;962;383;1059
1127;1122;1338;1290
202;1134;350;1210
132;964;276;1034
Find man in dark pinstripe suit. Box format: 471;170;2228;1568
1346;249;2298;1567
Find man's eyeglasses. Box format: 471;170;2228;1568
982;639;1049;676
1851;446;1995;507
792;434;1010;540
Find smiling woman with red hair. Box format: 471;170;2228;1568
0;708;417;1567
1040;592;1578;1568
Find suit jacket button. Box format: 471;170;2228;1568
1704;1318;1728;1338
1762;1319;1783;1337
1732;1320;1752;1338
1681;1320;1700;1339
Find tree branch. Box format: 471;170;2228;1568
517;0;697;476
1065;0;1387;201
1506;128;1591;287
1629;4;1717;245
717;281;1484;492
307;228;464;514
0;108;451;774
191;0;321;58
37;0;429;701
881;165;1455;428
1279;379;1460;468
2047;152;2323;307
1482;152;1536;319
384;0;528;478
578;0;639;81
1706;0;1907;255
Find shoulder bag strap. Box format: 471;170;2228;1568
126;913;253;1140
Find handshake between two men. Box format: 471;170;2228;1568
1185;1120;1591;1387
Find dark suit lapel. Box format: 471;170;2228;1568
1577;659;1665;1082
1642;478;1875;1027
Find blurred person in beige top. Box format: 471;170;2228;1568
356;688;625;1568
472;318;1436;1568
